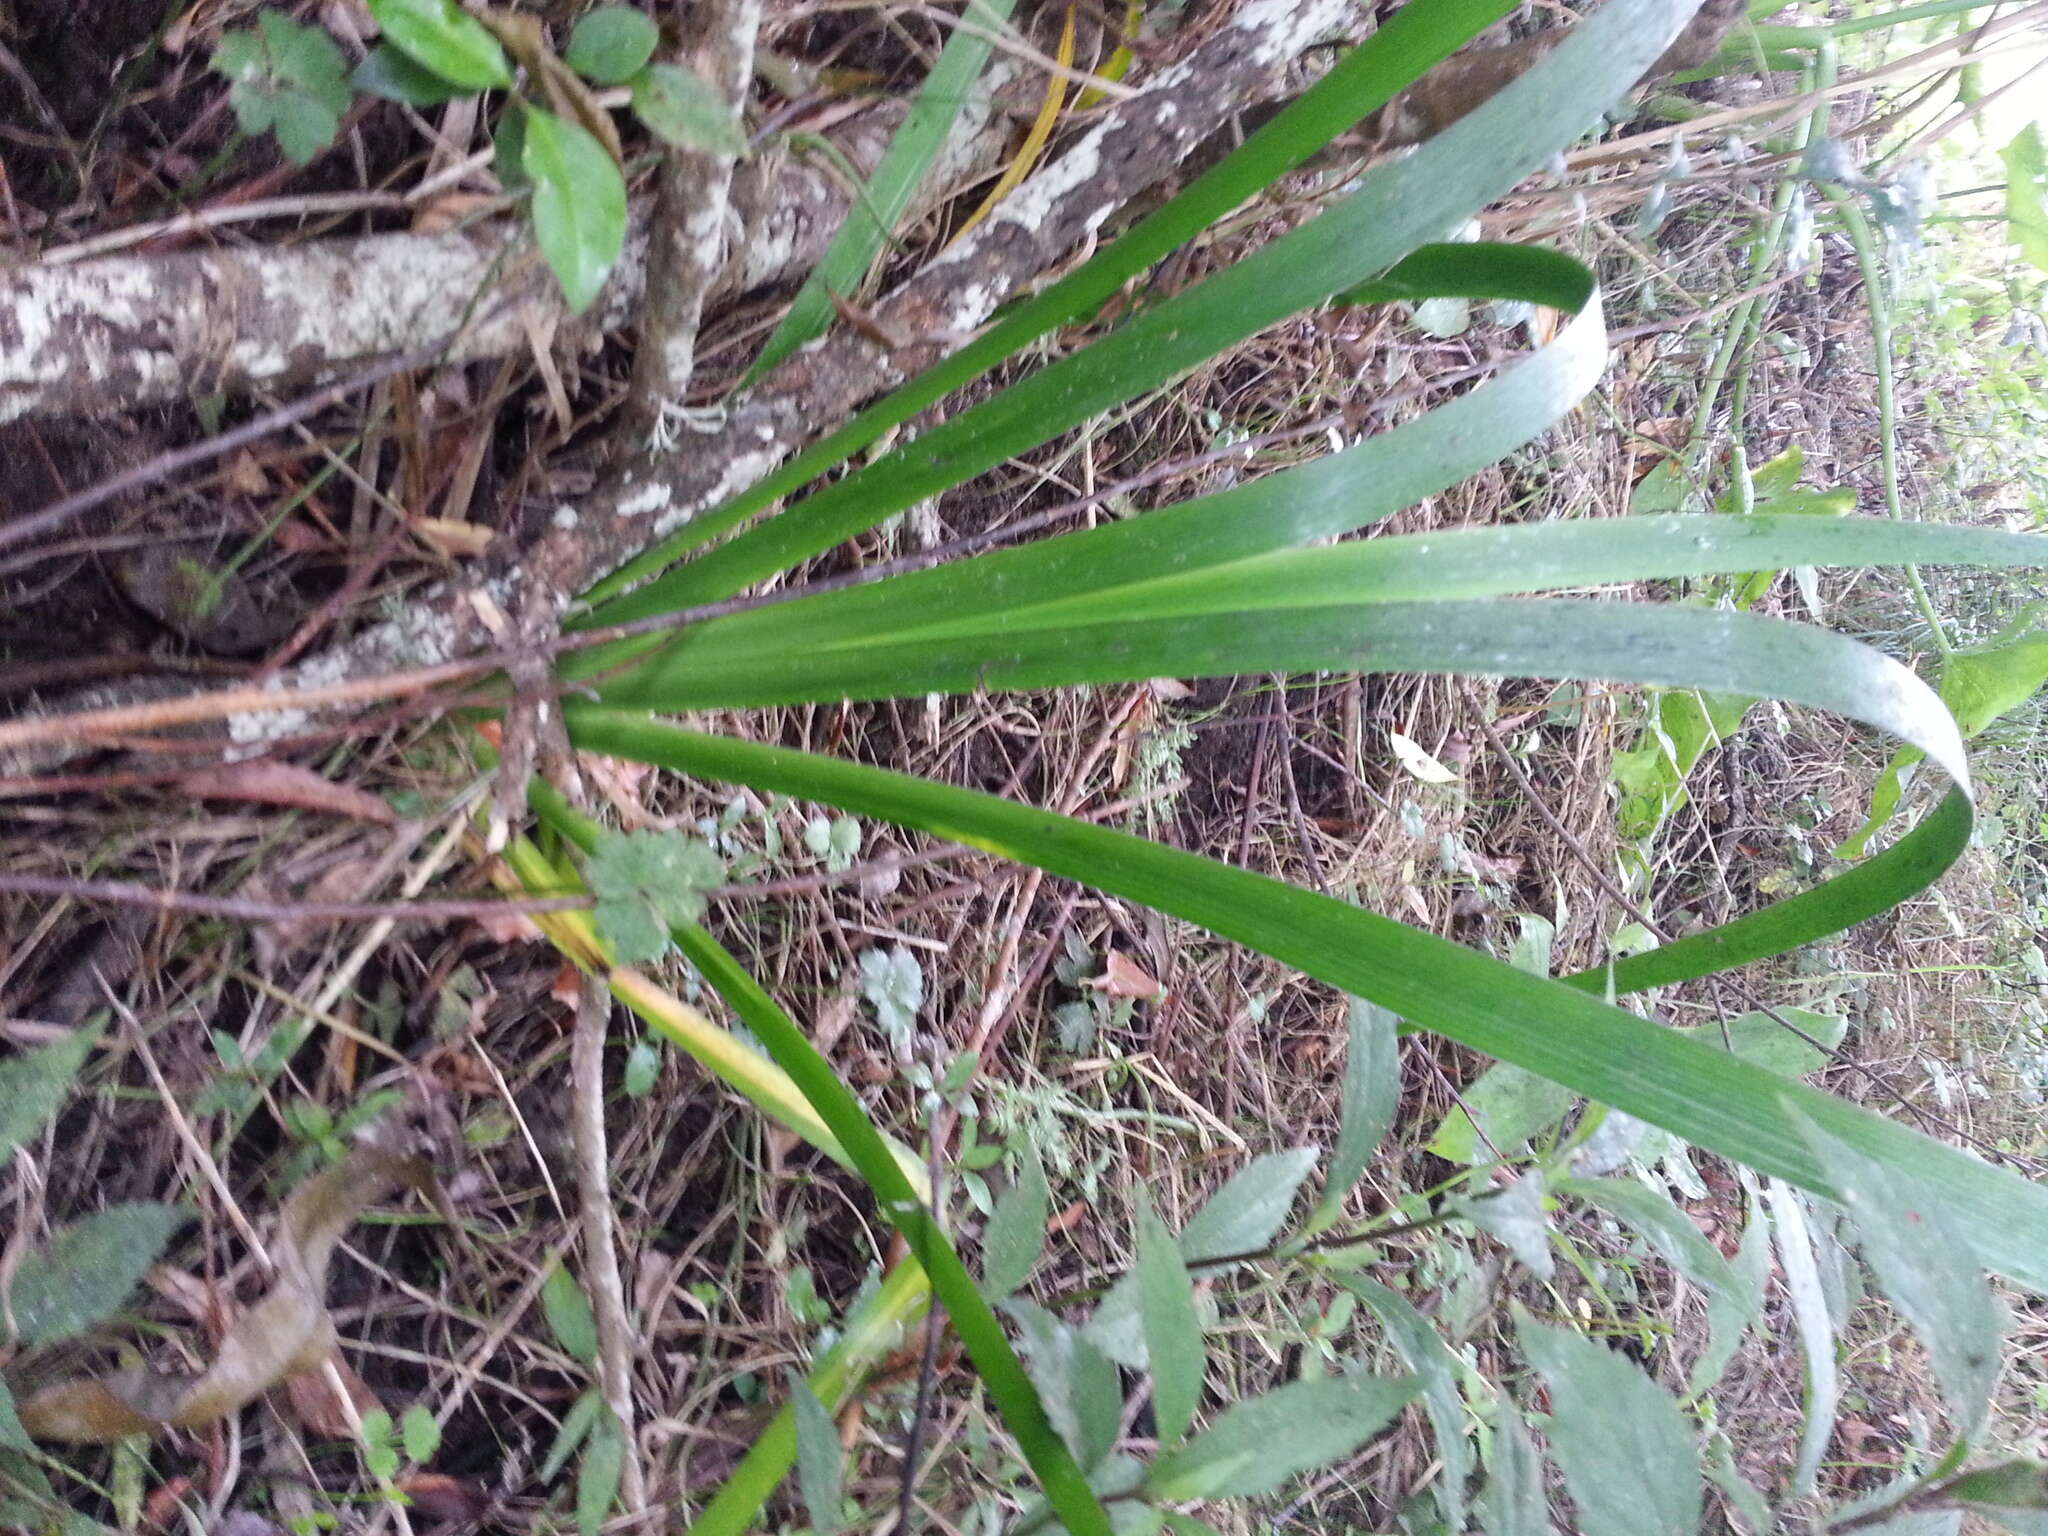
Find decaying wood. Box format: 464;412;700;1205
0;90;1005;425
1;0;1353;774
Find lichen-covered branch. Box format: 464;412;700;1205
624;0;763;435
0;102;970;425
1;0;1349;773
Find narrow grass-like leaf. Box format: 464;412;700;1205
5;1203;187;1347
690;1262;930;1536
982;1138;1051;1300
1437;1007;1846;1162
1768;1179;1840;1497
1690;1183;1772;1396
515;781;1109;1536
579;0;1518;610
576;1406;624;1536
1143;1372;1416;1501
788;1374;844;1535
1516;1306;1700;1536
0;1019;99;1172
1798;1112;2006;1432
1337;1275;1474;1527
743;0;1017;382
1309;999;1400;1232
566;244;1600;679
622;0;1691;609
1133;1191;1203;1446
540;1389;603;1482
555;716;2048;1295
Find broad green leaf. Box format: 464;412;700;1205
360;1409;399;1480
367;0;510;89
789;1374;844;1535
522;107;627;314
1690;1183;1772;1396
541;1389;603;1481
1475;1397;1550;1536
576;1406;625;1536
0;1380;29;1453
1086;1146;1319;1368
351;44;473;105
541;1260;600;1364
1432;1007;1845;1163
2002;124;2048;273
1426;1063;1573;1164
981;1138;1051;1300
580;0;1671;619
401;1404;441;1463
1309;999;1400;1231
0;1020;99;1171
1133;1191;1203;1447
1004;1299;1121;1471
1844;628;2048;857
212;13;349;165
1800;1114;2006;1431
555;718;2048;1300
623;1039;660;1097
744;0;1018;382
1945;1460;2048;1509
1553;1175;1749;1383
1179;1147;1321;1261
1515;1307;1700;1536
1767;1179;1839;1496
1337;1276;1474;1528
5;1203;187;1346
564;6;657;84
632;63;747;155
1453;1173;1554;1280
1144;1372;1416;1501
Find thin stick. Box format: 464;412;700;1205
570;973;649;1518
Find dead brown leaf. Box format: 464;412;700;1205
178;761;396;825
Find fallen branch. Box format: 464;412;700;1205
0;0;1352;774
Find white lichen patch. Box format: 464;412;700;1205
649;445;783;540
552;504;580;530
618;480;673;520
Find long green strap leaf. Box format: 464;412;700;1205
597;600;1966;797
522;784;1111;1536
558;710;2048;1296
1583;788;1973;996
618;511;2048;678
585;0;1695;620
579;0;1520;613
742;0;1018;384
563;243;1605;680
